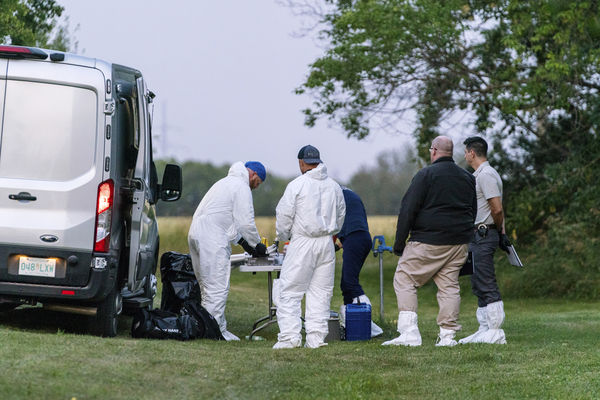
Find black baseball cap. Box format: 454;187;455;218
297;145;322;164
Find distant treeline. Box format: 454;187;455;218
155;147;420;217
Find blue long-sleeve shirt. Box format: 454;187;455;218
338;188;370;241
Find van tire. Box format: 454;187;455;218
95;283;122;337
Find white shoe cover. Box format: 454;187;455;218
436;328;458;347
462;301;507;344
478;301;507;344
459;307;489;344
305;332;328;348
381;311;421;346
273;338;301;349
382;334;421;346
371;321;384;337
475;329;506;344
221;330;240;341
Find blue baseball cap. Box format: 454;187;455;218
297;144;322;164
245;161;266;182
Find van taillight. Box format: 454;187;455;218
94;180;114;252
0;45;48;59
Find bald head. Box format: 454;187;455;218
430;136;453;162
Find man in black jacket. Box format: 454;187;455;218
382;136;476;347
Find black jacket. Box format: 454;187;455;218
393;156;476;255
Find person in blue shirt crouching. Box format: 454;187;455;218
336;186;383;337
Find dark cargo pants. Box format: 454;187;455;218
470;228;502;307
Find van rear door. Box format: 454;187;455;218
0;61;105;269
127;77;157;293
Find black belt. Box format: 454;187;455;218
474;223;497;230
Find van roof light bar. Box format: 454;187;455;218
0;45;48;60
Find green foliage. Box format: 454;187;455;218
294;0;600;298
0;0;72;50
497;131;600;299
300;1;600;149
500;223;600;300
348;147;420;214
297;0;600;182
155;160;228;217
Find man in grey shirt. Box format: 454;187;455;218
460;136;510;344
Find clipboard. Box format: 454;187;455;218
506;244;523;267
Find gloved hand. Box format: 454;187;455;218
237;238;256;256
254;243;268;257
499;233;511;254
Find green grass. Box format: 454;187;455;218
0;217;599;399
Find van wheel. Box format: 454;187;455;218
95;284;122;337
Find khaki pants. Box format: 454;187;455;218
393;241;468;331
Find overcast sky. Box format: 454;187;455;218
56;0;411;181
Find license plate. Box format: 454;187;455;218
18;256;56;277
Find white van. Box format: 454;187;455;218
0;45;182;336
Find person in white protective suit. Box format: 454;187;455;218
188;161;268;341
273;145;346;349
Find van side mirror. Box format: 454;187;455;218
159;164;182;202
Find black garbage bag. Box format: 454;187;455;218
160;251;201;313
181;298;225;340
131;309;201;340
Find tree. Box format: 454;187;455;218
292;0;600;232
347;147;420;214
0;0;73;51
290;1;600;299
295;1;600;160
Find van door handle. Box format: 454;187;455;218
9;192;37;201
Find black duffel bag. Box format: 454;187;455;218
160;251;201;313
181;298;225;340
131;309;201;341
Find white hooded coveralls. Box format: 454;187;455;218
275;163;346;347
187;162;261;334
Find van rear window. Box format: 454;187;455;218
0;80;97;181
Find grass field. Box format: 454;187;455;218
0;217;599;399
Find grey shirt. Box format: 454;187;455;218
473;161;503;225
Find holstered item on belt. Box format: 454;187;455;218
475;223;497;238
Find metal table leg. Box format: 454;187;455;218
248;271;278;339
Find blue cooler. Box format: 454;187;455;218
345;303;371;341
